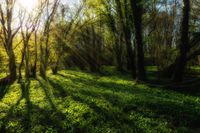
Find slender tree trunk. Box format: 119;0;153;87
40;37;49;79
125;30;136;76
40;31;49;79
172;0;190;82
130;0;146;81
115;33;124;72
9;52;17;81
8;45;17;81
116;0;136;76
198;56;200;65
39;0;59;79
40;43;47;79
18;44;26;82
32;31;38;78
25;41;30;80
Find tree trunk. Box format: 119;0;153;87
125;26;136;76
172;0;190;82
8;50;17;81
115;33;124;72
40;44;47;79
115;0;136;76
32;31;38;78
52;59;60;75
198;56;200;65
25;42;30;80
0;0;19;82
18;45;26;82
131;0;146;81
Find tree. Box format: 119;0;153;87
130;0;146;81
40;0;60;79
18;9;41;81
115;0;136;77
50;3;83;74
0;0;20;81
172;0;190;82
102;0;125;72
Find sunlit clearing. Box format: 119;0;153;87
17;0;38;13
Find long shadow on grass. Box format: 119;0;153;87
37;78;90;132
47;78;67;97
0;79;68;132
47;77;144;132
0;76;16;100
65;70;200;97
21;80;31;132
37;78;57;110
0;82;11;100
0;84;10;100
145;71;200;97
49;74;200;132
57;73;137;94
0;81;31;132
22;79;67;132
48;75;128;107
27;103;66;132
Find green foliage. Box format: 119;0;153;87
0;69;200;132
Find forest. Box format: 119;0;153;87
0;0;200;132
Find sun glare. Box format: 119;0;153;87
17;0;38;12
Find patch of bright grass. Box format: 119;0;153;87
0;69;200;132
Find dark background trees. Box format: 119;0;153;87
0;0;200;83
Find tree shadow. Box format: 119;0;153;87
37;77;57;110
35;78;69;132
48;73;200;132
21;80;31;132
47;76;144;132
145;78;200;97
0;76;14;100
57;73;136;94
0;79;67;132
0;84;10;100
0;80;31;132
47;78;67;97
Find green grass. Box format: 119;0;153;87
0;69;200;133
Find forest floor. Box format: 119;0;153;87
0;68;200;133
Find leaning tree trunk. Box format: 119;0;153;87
172;0;190;82
131;0;146;81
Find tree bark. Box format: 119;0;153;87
116;0;136;76
130;0;146;81
25;41;30;80
172;0;190;82
8;50;17;81
39;0;59;79
0;2;19;81
18;43;26;82
32;31;38;78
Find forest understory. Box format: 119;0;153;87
0;0;200;132
0;67;200;133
